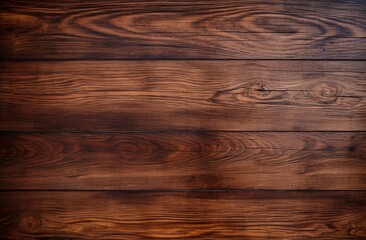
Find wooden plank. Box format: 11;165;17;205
1;0;365;60
1;61;365;131
0;191;365;239
1;132;365;190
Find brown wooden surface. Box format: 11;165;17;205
0;132;365;190
0;191;365;239
1;0;366;238
1;0;366;60
1;60;365;131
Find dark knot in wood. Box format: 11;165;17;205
246;82;271;98
304;81;339;104
18;212;42;233
210;81;271;104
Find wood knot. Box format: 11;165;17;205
246;82;271;98
210;81;271;104
304;81;339;104
18;213;42;233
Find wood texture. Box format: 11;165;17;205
1;0;366;238
0;132;365;190
0;191;365;239
1;61;366;131
1;0;366;60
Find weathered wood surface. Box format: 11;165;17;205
1;0;365;60
1;61;365;131
0;191;365;239
0;132;365;190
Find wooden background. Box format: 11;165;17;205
0;0;365;239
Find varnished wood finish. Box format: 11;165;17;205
1;132;365;190
1;0;366;60
1;0;365;238
1;61;365;131
0;191;365;239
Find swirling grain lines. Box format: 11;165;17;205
1;0;365;59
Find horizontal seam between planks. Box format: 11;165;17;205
0;189;365;192
0;130;365;134
2;59;366;62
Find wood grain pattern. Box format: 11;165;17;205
1;0;365;60
0;191;365;239
1;61;365;131
1;1;365;238
1;132;365;190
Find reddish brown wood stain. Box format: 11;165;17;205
0;0;365;239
